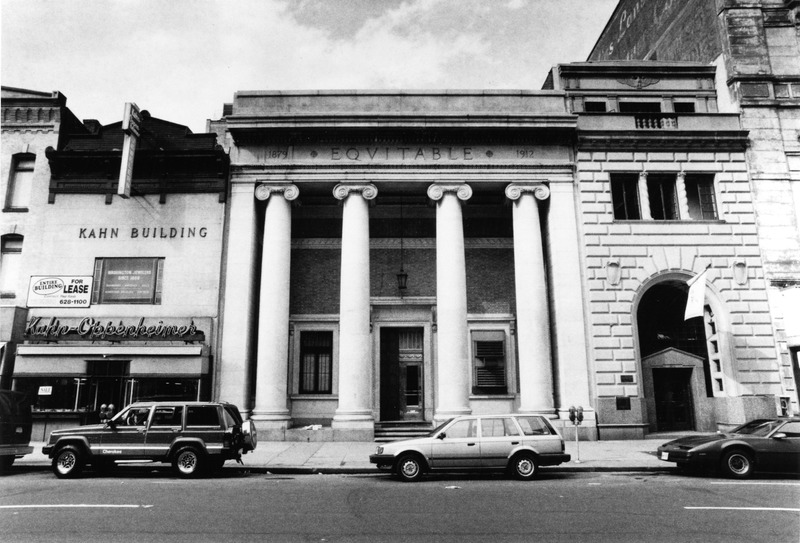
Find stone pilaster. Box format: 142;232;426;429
217;184;259;414
675;172;691;219
638;172;652;220
428;183;473;422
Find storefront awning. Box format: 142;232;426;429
14;345;207;376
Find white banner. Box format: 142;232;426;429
684;268;708;320
27;276;93;308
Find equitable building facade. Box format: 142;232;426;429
211;61;787;440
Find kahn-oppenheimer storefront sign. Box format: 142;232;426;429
27;276;93;308
24;316;205;342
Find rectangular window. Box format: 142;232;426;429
647;174;679;220
472;331;507;395
610;174;641;220
685;174;718;220
584;101;607;112
299;331;333;394
619;102;661;113
5;155;34;210
92;257;164;304
673;102;696;113
151;406;184;427
186;405;221;427
0;235;23;295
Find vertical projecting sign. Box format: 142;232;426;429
117;102;142;198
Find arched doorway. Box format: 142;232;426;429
637;280;714;432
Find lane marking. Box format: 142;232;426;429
0;504;152;509
710;482;800;486
685;507;800;512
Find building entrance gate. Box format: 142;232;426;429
380;327;424;421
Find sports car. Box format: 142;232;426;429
657;417;800;478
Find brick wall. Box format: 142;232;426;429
290;245;515;316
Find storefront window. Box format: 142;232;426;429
14;376;200;412
14;377;93;412
132;378;200;402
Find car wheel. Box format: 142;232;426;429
509;453;537;481
395;453;424;482
721;450;754;479
52;446;84;479
173;446;204;478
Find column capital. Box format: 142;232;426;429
638;171;648;180
427;183;472;201
255;183;299;201
505;183;550;201
333;183;378;201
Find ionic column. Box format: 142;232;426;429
638;172;652;220
332;183;377;438
505;183;554;414
251;184;298;432
218;184;259;414
675;172;690;219
428;183;472;422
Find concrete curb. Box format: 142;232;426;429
11;462;673;475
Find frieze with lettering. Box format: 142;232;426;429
246;145;571;164
24;317;205;342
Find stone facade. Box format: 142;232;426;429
588;0;800;418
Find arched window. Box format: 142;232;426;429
0;234;24;296
5;153;35;210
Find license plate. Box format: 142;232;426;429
661;452;669;460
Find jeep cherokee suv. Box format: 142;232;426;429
43;401;257;478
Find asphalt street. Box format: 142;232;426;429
1;467;798;542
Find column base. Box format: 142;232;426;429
518;408;558;419
251;418;291;441
332;411;374;441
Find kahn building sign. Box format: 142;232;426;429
24;317;205;342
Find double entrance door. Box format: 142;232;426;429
380;327;424;421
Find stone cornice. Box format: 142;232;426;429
1;105;60;126
577;130;749;151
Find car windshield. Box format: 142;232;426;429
428;418;453;436
731;419;781;437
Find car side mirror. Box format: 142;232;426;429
437;433;446;440
772;432;787;440
105;419;117;429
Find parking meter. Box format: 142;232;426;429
570;405;583;463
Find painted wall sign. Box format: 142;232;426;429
27;276;93;308
24;316;205;342
77;226;209;239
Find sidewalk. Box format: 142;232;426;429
16;438;669;474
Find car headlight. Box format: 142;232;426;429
376;446;384;455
